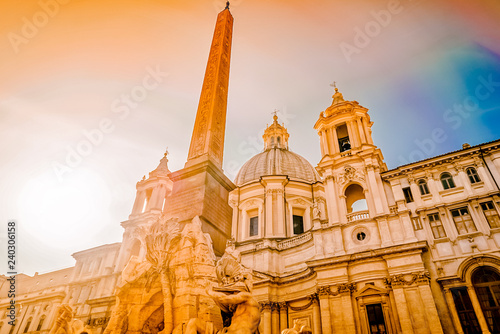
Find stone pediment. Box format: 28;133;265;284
354;284;387;298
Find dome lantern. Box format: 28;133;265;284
263;112;290;150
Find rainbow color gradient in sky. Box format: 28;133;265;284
0;0;499;275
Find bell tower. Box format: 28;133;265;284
315;86;390;227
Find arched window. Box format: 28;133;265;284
345;184;368;214
36;316;45;331
337;124;351;152
467;167;481;184
440;172;455;190
417;179;430;195
23;317;32;333
472;267;500;332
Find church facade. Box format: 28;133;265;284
2;5;500;334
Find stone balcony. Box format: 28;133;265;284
347;210;370;223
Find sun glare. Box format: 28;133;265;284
18;168;111;250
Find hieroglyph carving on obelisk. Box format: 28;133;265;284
187;7;233;167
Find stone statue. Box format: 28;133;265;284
312;202;320;220
104;215;223;334
48;305;85;334
185;240;261;334
281;319;311;334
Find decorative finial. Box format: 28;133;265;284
330;81;338;92
272;109;278;122
225;1;230;9
331;82;345;105
164;147;169;158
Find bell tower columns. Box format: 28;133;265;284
315;86;390;222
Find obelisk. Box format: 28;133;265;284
163;5;235;256
186;4;233;168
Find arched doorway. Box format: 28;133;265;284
472;267;500;333
345;184;367;213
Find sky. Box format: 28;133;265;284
1;0;500;276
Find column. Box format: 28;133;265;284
340;293;356;333
392;287;415;334
319;131;327;157
339;195;348;224
418;284;444;334
261;303;272;334
467;285;492;334
332;126;339;154
408;177;423;207
327;128;335;155
229;200;238;240
367;166;384;214
364;188;377;216
325;176;339;225
318;289;333;334
381;295;397;334
362;117;373;145
358;301;369;334
377;217;393;247
426;173;442;204
46;302;63;333
276;189;285;237
271;303;280;334
357;117;367;144
456;167;473;196
312;298;322;334
131;190;146;215
148;185;160;210
401;213;417;242
332;226;344;254
265;189;273;237
279;303;288;333
444;288;465;334
32;304;42;332
347;121;360;148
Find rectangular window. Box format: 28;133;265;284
366;304;387;334
481;201;500;229
403;187;414;203
411;217;423;230
428;213;446;239
293;215;304;235
418;180;430;195
249;216;258;237
451;207;477;235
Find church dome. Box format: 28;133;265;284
234;147;321;185
234;114;321;186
